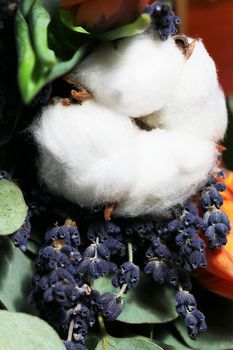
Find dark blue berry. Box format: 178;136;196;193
97;292;123;321
112;262;140;289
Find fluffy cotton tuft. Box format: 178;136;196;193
68;34;185;118
33;101;139;207
142;39;228;142
33;101;217;217
115;130;217;217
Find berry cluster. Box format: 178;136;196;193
146;3;181;40
176;289;207;340
79;220;141;321
201;172;231;249
7;170;230;347
28;220;98;350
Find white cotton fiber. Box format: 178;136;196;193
115;130;217;217
32;101;140;207
143;40;228;141
33;101;217;217
68;34;185;118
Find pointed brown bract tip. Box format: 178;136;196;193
216;144;227;152
104;203;116;221
71;88;91;103
185;39;196;60
173;34;196;60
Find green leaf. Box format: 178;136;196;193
0;180;27;235
174;291;233;350
93;273;178;324
155;329;193;350
60;9;90;34
45;43;90;84
0;310;65;350
19;0;34;17
93;13;151;42
15;9;37;104
59;10;151;40
26;239;40;256
30;0;57;67
95;336;164;350
42;0;60;17
0;238;36;314
136;337;178;350
16;5;92;104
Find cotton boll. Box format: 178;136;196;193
33;103;217;218
142;39;227;141
32;100;140;207
68;34;185;117
114;130;217;217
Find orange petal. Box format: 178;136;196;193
73;0;150;32
198;269;233;300
60;0;86;9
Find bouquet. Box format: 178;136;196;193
1;1;233;350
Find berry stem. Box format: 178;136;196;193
117;283;128;298
67;319;74;341
128;242;133;263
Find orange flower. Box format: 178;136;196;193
60;0;154;32
198;172;233;299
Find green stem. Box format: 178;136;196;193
93;13;151;42
150;324;154;339
98;314;107;337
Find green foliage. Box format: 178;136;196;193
0;238;36;314
155;328;192;350
15;1;91;104
0;310;65;350
93;273;178;324
95;336;166;350
30;0;57;67
19;0;33;17
26;239;40;256
0;180;27;236
60;10;151;41
93;13;151;42
15;1;151;104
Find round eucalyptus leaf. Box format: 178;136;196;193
26;239;40;256
95;336;164;350
155;329;192;350
0;180;27;235
93;273;178;324
136;337;178;350
0;310;65;350
0;238;36;314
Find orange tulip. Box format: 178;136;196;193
198;171;233;299
60;0;154;32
